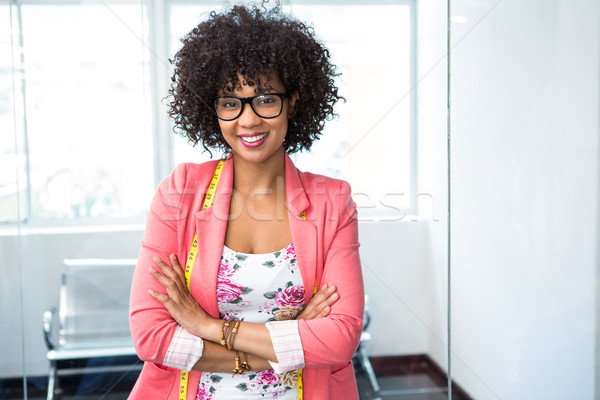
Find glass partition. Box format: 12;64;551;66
1;1;454;399
449;0;600;399
1;1;25;397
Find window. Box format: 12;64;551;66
290;3;416;219
1;0;416;224
3;1;154;222
0;2;23;222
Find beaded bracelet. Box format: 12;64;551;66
220;319;240;350
232;350;251;377
227;320;241;350
220;320;231;347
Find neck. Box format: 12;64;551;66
231;148;286;193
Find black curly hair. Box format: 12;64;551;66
167;5;343;154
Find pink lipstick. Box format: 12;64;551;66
239;132;268;148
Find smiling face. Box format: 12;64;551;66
217;74;295;166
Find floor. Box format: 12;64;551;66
1;355;473;400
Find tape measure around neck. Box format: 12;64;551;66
179;159;224;400
183;160;224;291
297;211;313;400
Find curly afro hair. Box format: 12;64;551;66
167;5;343;154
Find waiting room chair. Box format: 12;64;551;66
42;259;140;400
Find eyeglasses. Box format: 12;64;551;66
212;93;288;121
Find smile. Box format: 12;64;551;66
239;133;268;143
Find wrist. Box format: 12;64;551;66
199;316;221;341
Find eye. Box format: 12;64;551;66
218;98;240;109
256;95;276;106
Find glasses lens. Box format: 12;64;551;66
252;95;283;118
215;97;242;120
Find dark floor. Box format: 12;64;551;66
1;354;473;400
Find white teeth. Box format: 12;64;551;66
240;133;267;143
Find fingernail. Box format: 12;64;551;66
149;268;155;273
154;257;160;263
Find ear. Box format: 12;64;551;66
287;91;299;117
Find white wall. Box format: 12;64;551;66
450;0;600;399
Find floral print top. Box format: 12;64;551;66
196;242;305;400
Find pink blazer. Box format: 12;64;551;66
129;153;364;399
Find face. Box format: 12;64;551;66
217;74;296;166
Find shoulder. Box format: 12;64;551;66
158;160;222;192
298;170;352;198
296;170;356;222
151;160;221;213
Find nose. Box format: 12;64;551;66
237;102;262;127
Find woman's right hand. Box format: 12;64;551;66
296;284;339;320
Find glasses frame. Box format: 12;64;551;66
211;93;288;121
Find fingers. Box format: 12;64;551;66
316;306;331;318
314;284;336;301
309;284;338;309
148;288;170;304
296;284;339;320
169;254;185;279
149;254;185;292
310;290;338;316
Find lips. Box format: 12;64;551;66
240;133;267;143
238;132;268;147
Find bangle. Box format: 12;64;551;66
227;320;241;350
220;320;231;347
220;319;241;350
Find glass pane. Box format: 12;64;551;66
20;2;153;220
11;2;149;398
450;0;600;399
290;3;414;216
0;2;27;223
0;3;27;398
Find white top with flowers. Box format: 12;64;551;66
196;242;305;400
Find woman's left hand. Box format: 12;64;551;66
148;254;211;336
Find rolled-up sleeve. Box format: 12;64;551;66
298;180;364;367
265;320;305;373
162;325;205;371
130;164;202;365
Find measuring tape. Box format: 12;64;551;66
179;161;312;400
179;160;224;400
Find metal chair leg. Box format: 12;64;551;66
360;346;380;393
47;360;56;400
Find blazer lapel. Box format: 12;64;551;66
191;158;233;318
285;154;319;301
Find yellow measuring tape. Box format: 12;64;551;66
179;162;311;400
179;160;224;400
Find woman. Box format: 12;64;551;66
129;5;364;399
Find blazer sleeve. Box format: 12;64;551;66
297;180;364;367
129;164;189;365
